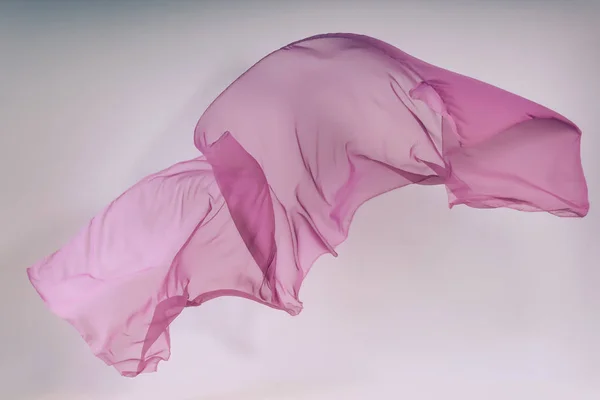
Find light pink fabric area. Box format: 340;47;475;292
27;33;589;377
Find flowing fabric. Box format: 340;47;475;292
27;33;589;377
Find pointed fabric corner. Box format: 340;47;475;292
27;33;589;376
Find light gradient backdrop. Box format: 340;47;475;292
1;1;599;399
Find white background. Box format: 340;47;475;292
1;1;599;399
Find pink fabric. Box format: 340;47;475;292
27;33;589;377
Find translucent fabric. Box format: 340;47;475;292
27;33;589;377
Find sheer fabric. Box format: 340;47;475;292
27;33;589;377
